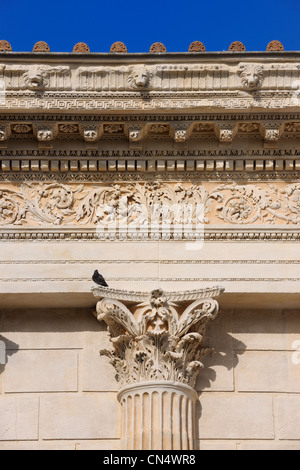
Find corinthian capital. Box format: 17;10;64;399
92;286;224;389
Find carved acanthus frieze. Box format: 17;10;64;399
93;286;224;388
0;181;299;230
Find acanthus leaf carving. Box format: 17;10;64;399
0;182;299;229
93;287;223;388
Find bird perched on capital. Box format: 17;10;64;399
92;270;108;287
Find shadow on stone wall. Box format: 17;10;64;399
194;310;247;449
195;310;246;392
0;334;19;374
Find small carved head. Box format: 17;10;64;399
174;130;187;142
239;64;264;90
219;129;233;142
37;129;52;141
128;65;151;89
84;129;98;142
129;129;141;142
23;66;48;90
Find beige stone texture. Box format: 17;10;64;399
199;440;238;450
1;52;300;450
233;309;300;351
276;396;300;440
199;394;274;439
0;308;97;349
4;350;78;393
0;396;39;441
236;351;300;393
39;394;119;440
76;440;120;450
233;309;287;350
1;241;300;310
81;330;118;391
0;441;76;450
240;441;300;450
196;311;234;392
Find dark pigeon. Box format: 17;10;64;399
92;270;109;287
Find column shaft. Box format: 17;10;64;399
118;381;197;450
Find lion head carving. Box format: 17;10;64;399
239;64;264;90
22;65;69;91
23;66;49;90
128;65;152;89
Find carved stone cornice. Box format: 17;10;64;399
0;115;300;149
0;55;300;113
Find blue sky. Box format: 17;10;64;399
0;0;299;53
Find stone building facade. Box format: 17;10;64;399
0;40;300;450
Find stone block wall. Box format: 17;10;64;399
0;307;300;450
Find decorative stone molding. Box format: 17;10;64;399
0;57;300;112
0;124;11;141
93;286;223;449
79;124;100;142
229;41;246;51
0;40;12;52
32;41;50;52
170;123;192;143
188;41;206;52
110;42;127;53
149;42;166;53
215;123;238;143
267;40;284;51
127;125;145;147
73;42;90;53
34;123;57;142
261;122;283;143
0;181;299;230
0;64;71;91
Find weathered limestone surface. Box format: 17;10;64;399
4;350;78;392
39;394;119;440
0;308;299;449
199;394;275;439
0;50;300;450
0;396;39;441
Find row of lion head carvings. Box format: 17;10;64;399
0;62;297;91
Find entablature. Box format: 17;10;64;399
1;52;300;114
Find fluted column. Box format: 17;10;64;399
92;286;224;450
118;381;197;450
